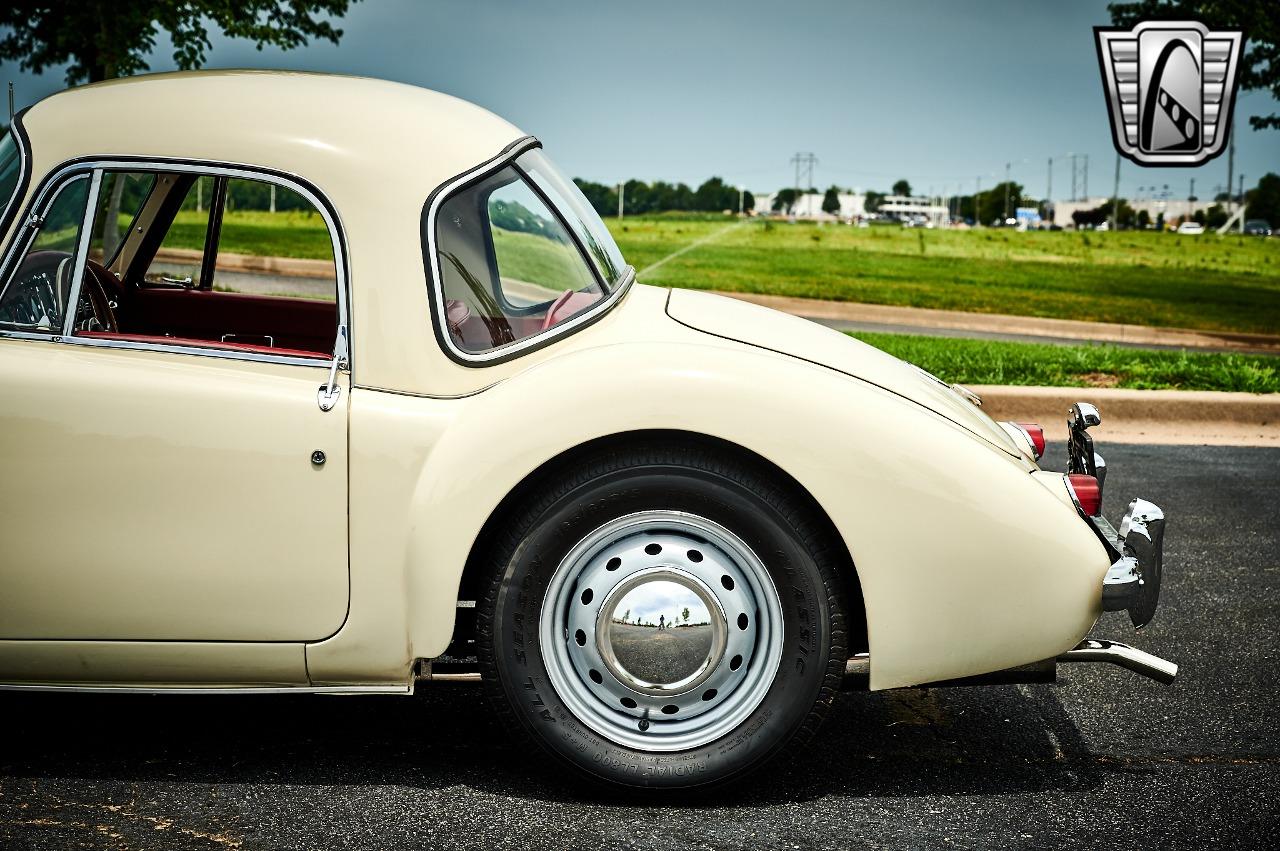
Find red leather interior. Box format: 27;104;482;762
115;288;337;356
77;330;328;360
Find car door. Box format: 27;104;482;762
0;164;351;643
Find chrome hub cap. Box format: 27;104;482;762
540;511;783;752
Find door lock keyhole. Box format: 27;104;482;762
311;450;326;466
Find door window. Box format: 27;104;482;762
69;170;340;359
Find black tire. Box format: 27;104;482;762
476;439;848;791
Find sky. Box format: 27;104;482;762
1;0;1276;202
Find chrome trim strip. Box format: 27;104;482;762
60;168;103;337
60;332;332;368
0;157;351;370
0;120;30;249
422;136;634;365
0;682;412;695
1058;638;1177;684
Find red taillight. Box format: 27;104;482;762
1067;474;1102;516
1016;422;1046;459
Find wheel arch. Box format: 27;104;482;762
449;429;868;657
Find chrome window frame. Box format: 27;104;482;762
0;122;31;251
0;157;351;371
421;136;635;367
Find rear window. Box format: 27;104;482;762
433;148;630;358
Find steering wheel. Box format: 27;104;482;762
0;251;119;334
541;289;577;331
0;250;73;331
77;260;120;333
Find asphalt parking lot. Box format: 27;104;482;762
2;441;1277;850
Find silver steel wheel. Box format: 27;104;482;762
539;510;784;752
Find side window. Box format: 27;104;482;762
0;174;90;335
71;170;339;359
437;166;605;354
141;174;207;287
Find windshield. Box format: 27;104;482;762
0;130;24;236
433;146;630;358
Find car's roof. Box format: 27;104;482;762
18;70;527;201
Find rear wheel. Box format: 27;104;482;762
477;442;847;791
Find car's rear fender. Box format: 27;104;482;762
306;340;1109;690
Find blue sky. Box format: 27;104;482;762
2;0;1275;200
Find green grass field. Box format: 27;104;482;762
609;216;1280;335
167;210;335;260
852;331;1279;393
155;210;1280;337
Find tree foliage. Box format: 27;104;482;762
822;185;842;215
892;179;912;196
0;1;354;84
1109;1;1279;130
1246;172;1280;224
573;176;752;217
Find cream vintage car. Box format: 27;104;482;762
0;71;1175;791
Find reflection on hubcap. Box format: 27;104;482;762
539;510;784;752
596;569;727;695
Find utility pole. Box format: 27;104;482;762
1111;153;1121;228
1047;157;1053;204
1239;174;1245;232
738;185;745;217
1003;162;1011;220
790;152;817;192
269;183;276;214
617;182;624;219
1226;116;1235;213
1082;154;1089;200
975;176;982;226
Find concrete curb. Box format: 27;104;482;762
971;385;1280;447
714;290;1280;354
154;247;334;280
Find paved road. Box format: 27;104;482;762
2;443;1277;850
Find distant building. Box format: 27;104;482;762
1050;196;1216;226
755;191;866;221
875;195;949;226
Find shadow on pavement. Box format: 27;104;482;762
1;680;1101;805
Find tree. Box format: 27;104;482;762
574;178;618;218
863;190;885;213
892;179;912;197
622;609;630;624
682;607;690;624
1246;172;1280;224
822;185;841;215
0;1;354;85
772;187;800;213
693;176;736;212
1137;208;1151;228
1109;1;1280;130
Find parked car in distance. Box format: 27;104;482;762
1176;221;1205;234
0;71;1177;792
1244;219;1272;236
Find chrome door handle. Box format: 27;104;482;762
160;276;193;287
317;324;348;412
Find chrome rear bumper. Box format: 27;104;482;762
1097;497;1166;628
1058;638;1178;684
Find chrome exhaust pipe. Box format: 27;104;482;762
1057;638;1178;684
